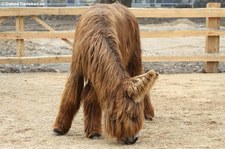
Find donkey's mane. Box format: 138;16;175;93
73;4;133;102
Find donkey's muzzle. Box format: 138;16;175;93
121;136;139;145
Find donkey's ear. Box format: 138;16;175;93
124;70;158;103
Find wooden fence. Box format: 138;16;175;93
0;3;225;72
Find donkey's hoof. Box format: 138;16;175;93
89;133;101;140
144;114;153;121
53;128;65;136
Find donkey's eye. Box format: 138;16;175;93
131;116;137;123
125;92;133;100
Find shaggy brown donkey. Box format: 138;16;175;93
53;2;158;144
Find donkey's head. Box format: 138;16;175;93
105;70;158;144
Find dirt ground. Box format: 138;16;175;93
1;16;225;148
0;73;225;148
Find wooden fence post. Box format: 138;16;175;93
204;3;221;73
16;16;24;58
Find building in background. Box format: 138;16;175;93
131;0;195;8
46;0;96;6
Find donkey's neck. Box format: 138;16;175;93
86;39;130;102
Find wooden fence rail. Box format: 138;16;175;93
0;2;225;72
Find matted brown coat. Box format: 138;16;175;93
53;2;158;144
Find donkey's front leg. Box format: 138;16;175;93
82;82;102;139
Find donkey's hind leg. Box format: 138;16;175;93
82;82;102;139
53;73;84;135
143;93;154;120
127;49;154;120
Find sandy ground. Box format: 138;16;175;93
0;73;225;148
1;17;225;148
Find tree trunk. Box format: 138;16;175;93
100;0;132;7
100;0;114;4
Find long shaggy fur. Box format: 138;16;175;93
53;2;158;143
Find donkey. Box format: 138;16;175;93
53;2;158;144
